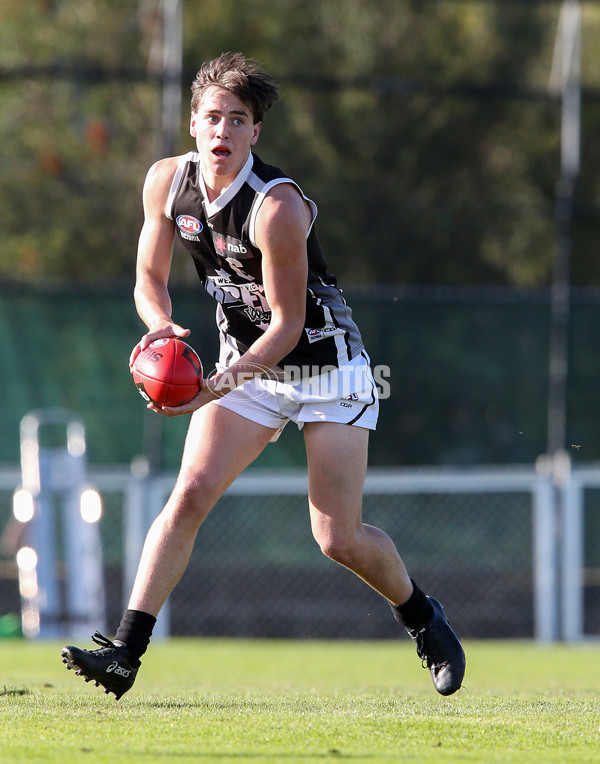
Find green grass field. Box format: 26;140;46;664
1;638;599;763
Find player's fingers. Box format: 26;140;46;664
139;325;190;353
129;343;143;369
158;388;205;417
158;401;198;417
130;329;171;368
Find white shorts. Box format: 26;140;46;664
211;351;379;439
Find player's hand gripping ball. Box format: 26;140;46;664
131;338;203;407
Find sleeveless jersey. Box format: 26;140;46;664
166;151;364;374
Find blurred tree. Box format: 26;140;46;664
0;0;160;281
0;0;599;286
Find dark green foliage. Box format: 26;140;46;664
1;1;600;286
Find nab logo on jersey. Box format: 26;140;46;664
176;215;203;238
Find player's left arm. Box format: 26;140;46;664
160;184;310;414
158;184;310;415
254;183;310;348
206;182;310;395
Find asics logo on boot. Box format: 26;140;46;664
106;661;131;677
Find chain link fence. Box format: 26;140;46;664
3;464;600;642
0;466;537;641
169;483;533;640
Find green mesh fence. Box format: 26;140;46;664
3;284;600;469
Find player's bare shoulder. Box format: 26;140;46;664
256;182;312;240
142;155;183;212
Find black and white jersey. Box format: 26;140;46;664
166;151;364;374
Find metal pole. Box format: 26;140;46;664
546;0;582;642
160;0;183;158
547;0;581;460
146;0;184;470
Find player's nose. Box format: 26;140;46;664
215;117;229;137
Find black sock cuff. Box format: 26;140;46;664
120;609;157;632
115;609;157;662
390;579;434;629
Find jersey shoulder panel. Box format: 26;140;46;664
246;155;318;246
165;151;200;220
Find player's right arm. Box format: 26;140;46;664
130;157;190;368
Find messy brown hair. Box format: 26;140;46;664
191;52;280;123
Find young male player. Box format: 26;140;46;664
61;52;465;698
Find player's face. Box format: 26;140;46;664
190;87;261;191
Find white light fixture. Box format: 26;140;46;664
80;489;102;524
13;489;35;523
16;546;38;572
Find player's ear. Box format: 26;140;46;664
190;113;197;138
250;122;261;146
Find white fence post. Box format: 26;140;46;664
561;472;584;641
532;466;559;642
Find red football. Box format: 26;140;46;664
131;338;203;407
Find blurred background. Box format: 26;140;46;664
1;0;599;643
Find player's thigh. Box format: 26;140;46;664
177;401;278;500
303;421;369;532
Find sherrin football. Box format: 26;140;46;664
132;337;203;407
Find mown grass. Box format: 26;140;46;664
1;638;599;762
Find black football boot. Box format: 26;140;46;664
61;631;139;700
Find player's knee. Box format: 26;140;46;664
315;531;357;567
169;472;219;525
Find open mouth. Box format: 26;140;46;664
212;147;231;158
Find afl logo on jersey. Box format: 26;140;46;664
176;214;203;239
